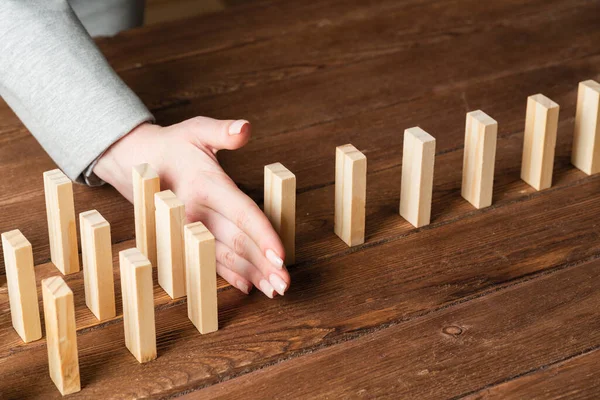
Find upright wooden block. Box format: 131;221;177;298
42;276;80;396
521;94;560;190
1;230;41;343
79;210;116;321
43;169;79;275
461;110;498;209
399;127;436;228
119;248;157;363
184;222;218;334
334;144;367;247
132;164;160;267
572;80;600;175
264;163;296;265
155;190;186;299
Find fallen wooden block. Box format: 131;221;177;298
184;222;218;334
572;79;600;175
264;163;296;265
119;248;157;363
334;144;367;247
155;190;186;299
521;94;560;190
43;169;79;275
461;110;498;209
42;276;80;396
132;164;160;267
1;230;41;343
399;127;436;228
80;210;116;321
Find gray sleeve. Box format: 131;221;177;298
0;0;154;184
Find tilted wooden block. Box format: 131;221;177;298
572;80;600;175
399;127;436;228
264;163;296;265
80;210;116;321
42;276;80;396
461;110;498;209
1;230;41;343
155;190;186;299
43;169;79;275
334;144;367;247
521;94;560;190
132;164;160;267
184;222;218;334
119;248;157;363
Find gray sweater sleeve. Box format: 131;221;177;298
0;0;154;184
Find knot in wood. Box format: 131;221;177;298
442;325;463;336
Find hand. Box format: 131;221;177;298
93;117;291;298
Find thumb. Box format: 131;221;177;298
183;116;251;153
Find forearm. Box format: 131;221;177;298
0;0;153;184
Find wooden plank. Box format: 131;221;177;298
334;144;367;247
41;276;80;396
1;229;41;343
132;164;160;267
572;79;600;175
119;248;157;363
464;349;600;399
2;173;600;398
399;127;436;228
79;210;116;321
521;93;560;190
461;110;498;209
43;169;79;275
155;190;186;299
184;222;218;334
194;258;600;399
264;163;296;265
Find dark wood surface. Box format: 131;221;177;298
1;0;600;398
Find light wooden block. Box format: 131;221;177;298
133;164;160;267
334;144;367;247
155;190;186;299
521;94;560;190
399;127;436;228
264;163;296;265
1;230;41;343
184;222;218;334
572;80;600;175
80;210;116;321
119;248;157;363
461;110;498;209
42;276;80;396
43;169;79;275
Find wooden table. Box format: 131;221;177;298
1;0;600;398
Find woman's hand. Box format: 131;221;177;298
94;117;290;298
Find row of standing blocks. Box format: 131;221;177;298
2;79;599;395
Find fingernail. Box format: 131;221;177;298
259;279;275;299
269;274;288;296
266;249;284;269
236;280;250;295
229;119;249;135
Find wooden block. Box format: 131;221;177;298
264;163;296;265
572;80;600;175
41;276;80;396
334;144;367;247
155;190;186;299
1;230;42;343
132;164;160;267
43;169;79;275
461;110;498;209
119;248;157;363
184;222;218;334
79;210;116;321
521;94;560;190
399;127;436;228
